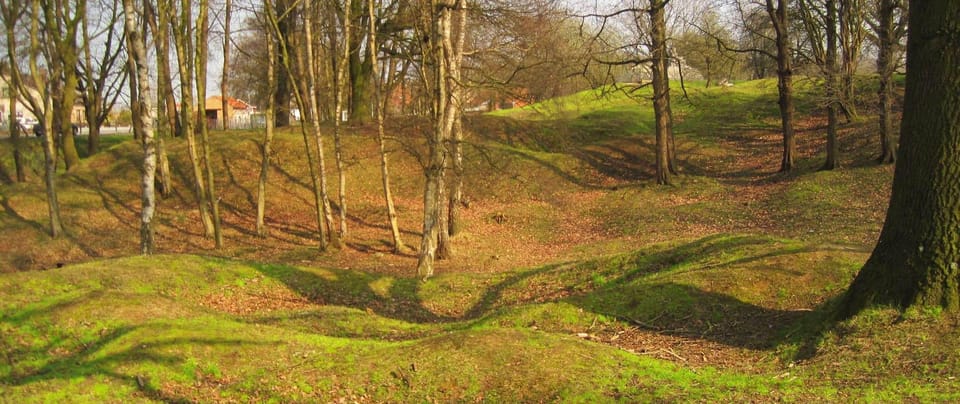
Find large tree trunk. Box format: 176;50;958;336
875;0;899;164
841;0;960;316
649;0;672;185
417;0;459;279
822;0;841;170
767;0;796;172
123;0;158;254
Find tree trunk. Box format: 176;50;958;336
367;1;406;252
332;0;352;239
303;0;340;250
767;0;796;172
153;0;180;138
7;88;25;182
649;0;672;185
447;0;467;236
256;28;277;237
349;0;372;124
875;0;898;164
841;0;960;316
268;0;329;250
173;0;215;236
221;0;231;130
839;0;865;121
821;0;841;170
273;0;293;128
123;0;158;254
417;0;458;279
196;0;224;248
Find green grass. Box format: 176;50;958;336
3;76;954;401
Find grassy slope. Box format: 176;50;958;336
1;78;958;401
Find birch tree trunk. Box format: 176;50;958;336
416;0;455;278
122;0;158;254
447;0;467;237
332;0;352;239
304;0;341;249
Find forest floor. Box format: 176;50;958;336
1;79;958;402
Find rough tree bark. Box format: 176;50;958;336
841;0;960;316
649;0;673;185
416;0;454;279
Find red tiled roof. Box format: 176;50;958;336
207;96;254;110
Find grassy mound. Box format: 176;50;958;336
3;77;956;401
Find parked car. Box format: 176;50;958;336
33;123;80;137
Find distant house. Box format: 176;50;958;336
205;96;258;129
1;75;87;129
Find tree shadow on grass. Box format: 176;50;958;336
248;261;452;324
459;234;845;353
0;290;260;402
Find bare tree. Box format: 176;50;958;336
2;0;64;237
196;0;225;248
766;0;797;172
868;0;906;164
256;13;276;237
797;0;841;169
367;0;407;252
170;0;216;237
0;10;26;183
80;0;127;155
331;0;353;239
